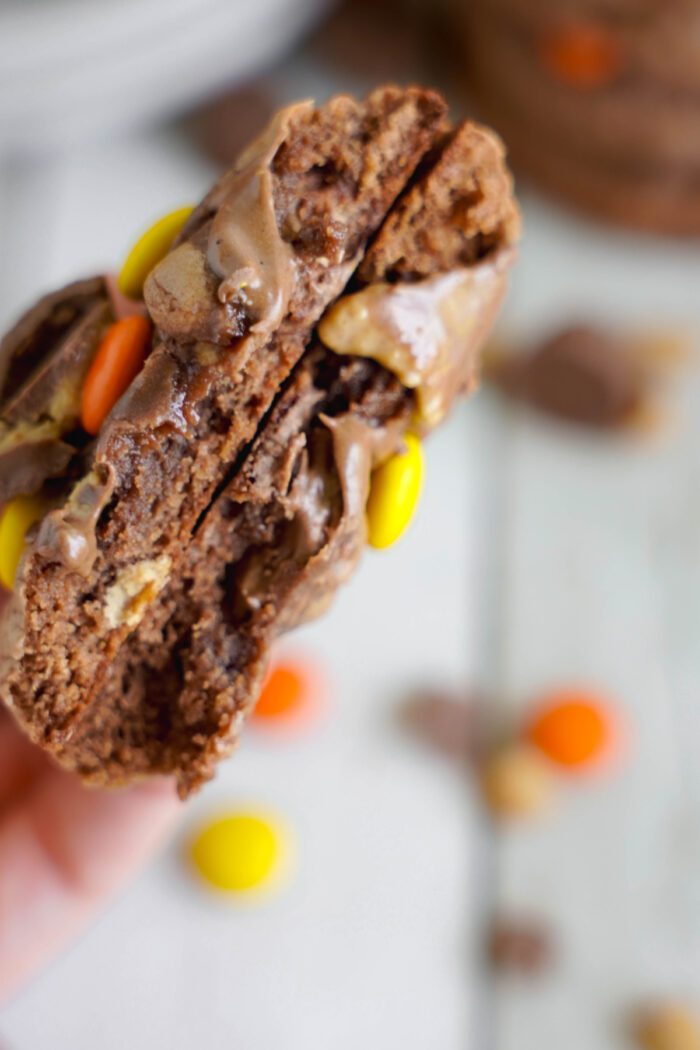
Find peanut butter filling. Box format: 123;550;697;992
318;248;514;426
146;101;313;345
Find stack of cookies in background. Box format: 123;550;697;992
459;0;700;235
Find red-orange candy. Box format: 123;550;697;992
538;22;623;89
80;315;151;435
251;661;320;730
526;690;616;771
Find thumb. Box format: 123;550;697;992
0;766;181;1003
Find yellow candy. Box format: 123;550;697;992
0;495;47;591
117;205;194;300
190;811;287;895
366;433;424;550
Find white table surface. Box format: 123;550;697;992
2;97;700;1050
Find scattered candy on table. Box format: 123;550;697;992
538;22;623;90
117;205;194;300
80;315;152;435
251;658;323;731
631;1002;700;1050
0;495;48;591
479;742;554;821
366;433;423;549
189;810;290;897
526;688;617;772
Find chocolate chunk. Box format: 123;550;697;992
1;300;108;427
0;434;74;504
0;284;110;500
0;277;105;408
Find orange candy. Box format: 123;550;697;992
526;690;616;771
80;315;152;435
251;661;320;729
538;22;623;90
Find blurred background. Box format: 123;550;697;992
2;1;700;1047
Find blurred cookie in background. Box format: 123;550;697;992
307;0;436;83
185;79;278;168
458;0;700;235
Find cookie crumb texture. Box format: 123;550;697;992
0;86;518;796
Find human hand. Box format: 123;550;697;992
0;706;180;1003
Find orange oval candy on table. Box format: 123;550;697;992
538;22;623;89
80;315;152;435
526;690;618;771
251;661;321;729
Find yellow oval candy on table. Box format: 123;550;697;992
190;811;289;896
366;433;424;550
117;205;194;300
0;495;48;591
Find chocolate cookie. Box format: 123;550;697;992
459;0;700;234
0;87;519;795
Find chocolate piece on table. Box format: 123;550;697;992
0;87;519;796
487;916;554;975
400;691;479;762
489;325;646;428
